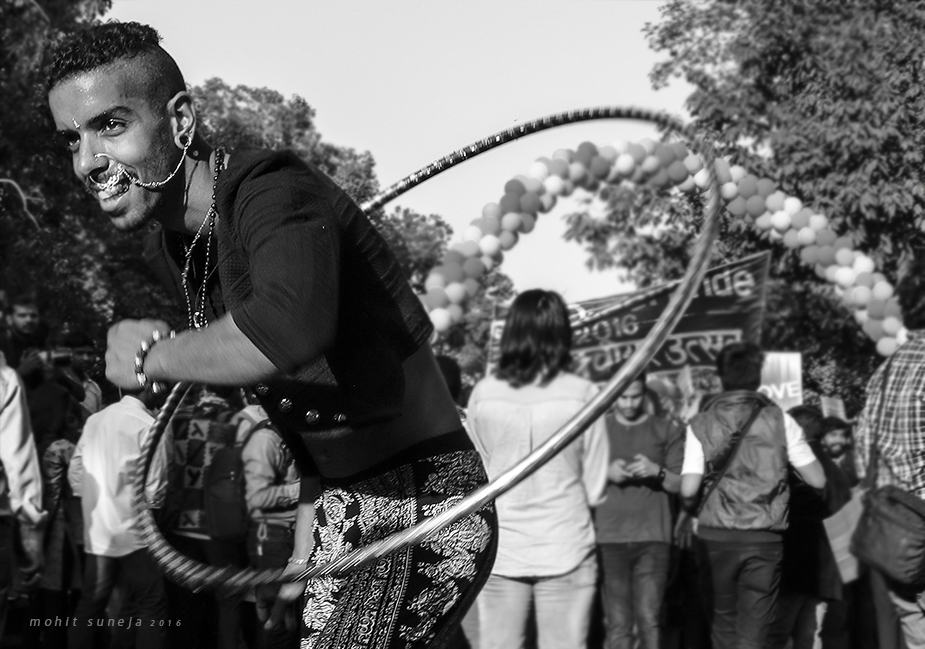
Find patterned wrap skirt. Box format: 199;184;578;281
301;429;498;649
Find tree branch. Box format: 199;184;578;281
26;0;50;24
0;179;42;230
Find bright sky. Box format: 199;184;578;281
107;0;692;302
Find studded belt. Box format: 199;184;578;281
253;380;399;434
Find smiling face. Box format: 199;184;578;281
48;62;185;231
822;427;851;459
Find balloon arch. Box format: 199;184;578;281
418;128;905;357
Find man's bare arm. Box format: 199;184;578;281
105;315;280;389
680;473;703;514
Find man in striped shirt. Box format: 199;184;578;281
854;255;925;649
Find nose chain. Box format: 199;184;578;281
181;148;225;330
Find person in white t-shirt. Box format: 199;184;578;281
679;342;825;649
467;289;608;649
67;385;169;649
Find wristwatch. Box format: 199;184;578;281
657;466;666;482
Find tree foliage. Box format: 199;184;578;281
565;0;925;414
192;79;380;206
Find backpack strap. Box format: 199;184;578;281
239;418;273;449
696;400;765;515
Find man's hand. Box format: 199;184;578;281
106;319;172;390
16;349;46;380
18;526;44;592
608;459;632;484
260;562;308;631
674;511;696;550
627;454;660;480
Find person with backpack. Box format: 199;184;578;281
679;342;826;649
163;385;252;649
236;399;299;649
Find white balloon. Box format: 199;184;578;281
543;175;565;196
854;309;869;325
897;327;909;346
835;266;856;288
528;161;550;180
783;196;803;215
479;234;501;257
615;153;636;176
463;225;483;242
797;227;816;246
693;168;711;189
729;165;746;183
770;210;791;232
720;182;738;201
429;308;452;333
853;255;876;274
825;265;840;283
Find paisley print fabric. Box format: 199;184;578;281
301;431;497;649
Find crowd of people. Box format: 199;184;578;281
0;17;922;649
1;280;923;649
457;285;921;649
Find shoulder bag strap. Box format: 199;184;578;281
696;401;764;515
862;357;895;491
239;418;273;449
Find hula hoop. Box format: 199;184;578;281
132;106;723;594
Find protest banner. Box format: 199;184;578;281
488;252;770;387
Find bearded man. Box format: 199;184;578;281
45;21;496;648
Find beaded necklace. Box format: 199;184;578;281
181;148;225;330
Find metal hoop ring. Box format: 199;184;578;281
133;105;723;593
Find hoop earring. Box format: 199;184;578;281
131;133;193;190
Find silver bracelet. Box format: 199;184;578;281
133;330;175;394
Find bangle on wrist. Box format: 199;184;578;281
134;330;175;394
287;557;310;565
657;466;666;482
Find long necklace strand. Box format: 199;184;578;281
181;148;224;330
